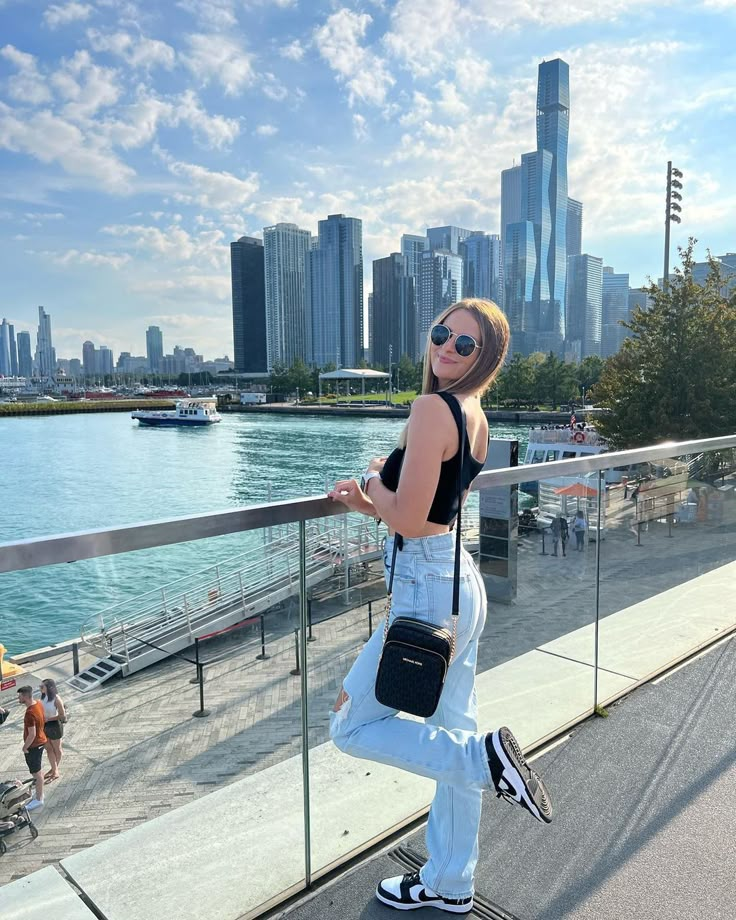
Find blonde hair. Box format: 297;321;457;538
398;298;510;447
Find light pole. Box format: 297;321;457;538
387;344;393;406
663;161;683;289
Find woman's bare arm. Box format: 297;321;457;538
55;696;66;721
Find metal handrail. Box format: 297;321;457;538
1;434;735;575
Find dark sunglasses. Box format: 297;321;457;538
430;324;481;358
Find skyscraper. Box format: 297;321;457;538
146;325;164;372
263;223;312;370
567;198;583;257
500;164;522;311
372;253;417;367
418;250;463;347
504;222;536;354
82;340;96;377
0;319;13;376
461;233;502;304
566;254;602;360
426;226;474;255
17;331;32;378
601;267;630;357
505;59;571;355
401;234;426;281
231;236;267;374
35;305;54;377
309;214;363;367
98;345;114;376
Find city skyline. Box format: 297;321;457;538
0;1;734;359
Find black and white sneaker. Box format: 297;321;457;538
376;872;473;913
486;726;553;824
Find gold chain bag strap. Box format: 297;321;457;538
374;394;466;718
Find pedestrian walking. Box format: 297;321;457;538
17;685;46;811
328;298;553;915
40;678;66;782
572;510;587;551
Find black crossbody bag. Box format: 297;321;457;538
374;399;466;718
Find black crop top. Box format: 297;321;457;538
379;391;486;525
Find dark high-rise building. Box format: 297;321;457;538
418;250;463;349
372;253;417;367
16;331;32;378
231;236;267;373
0;319;13;376
567;198;583;257
309;215;363;367
426;226;474;255
146;325;164;372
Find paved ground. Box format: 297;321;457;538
281;633;736;920
0;486;734;889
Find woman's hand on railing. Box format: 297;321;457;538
327;479;376;517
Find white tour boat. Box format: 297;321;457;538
131;397;221;427
521;424;609;494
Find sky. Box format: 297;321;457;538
0;0;734;362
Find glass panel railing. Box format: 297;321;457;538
475;467;601;748
594;445;736;707
0;528;307;918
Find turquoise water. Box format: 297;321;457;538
3;412;528;653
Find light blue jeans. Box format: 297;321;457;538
329;532;492;899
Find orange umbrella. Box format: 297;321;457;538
553;483;598;497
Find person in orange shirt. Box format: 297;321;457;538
18;685;46;810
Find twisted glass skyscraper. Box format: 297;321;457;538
504;59;570;354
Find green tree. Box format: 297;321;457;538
268;362;291;398
593;239;736;448
498;353;536;406
289;358;313;396
575;355;604;402
397;354;420;392
534;352;578;408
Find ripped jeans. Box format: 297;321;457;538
329;532;492;899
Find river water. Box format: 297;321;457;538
3;412;529;653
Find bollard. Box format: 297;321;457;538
72;642;80;676
636;521;643;546
667;514;674;538
290;628;301;676
256;614;270;660
192;638;210;718
540;528;548;556
307;597;316;642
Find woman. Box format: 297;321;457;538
40;678;66;781
328;299;553;915
572;509;587;551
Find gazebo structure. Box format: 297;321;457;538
318;368;390;404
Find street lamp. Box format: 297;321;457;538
663;162;684;289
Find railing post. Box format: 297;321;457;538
238;572;247;612
192;638;210;718
307;596;316;642
72;642;80;675
593;471;603;712
290;628;301;675
121;624;130;669
256;614;270;660
297;519;312;888
161;588;168;616
342;514;350;603
184;596;193;641
539;527;548;555
365;601;373;642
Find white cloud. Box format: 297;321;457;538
280;40;305;61
12;233;29;240
173;91;241;149
436;80;470;119
164;158;260;210
86;29;176;70
43;2;93;29
103;221;227;267
34;248;131;269
0;45;53;105
24;211;65;221
314;9;395;107
384;0;467;78
177;0;237;29
183;34;255;95
255;123;278;136
261;72;289;102
51;50;121;122
353;113;368;140
398;91;432;126
0;102;135;191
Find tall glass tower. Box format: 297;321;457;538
35;305;54;378
264;223;312;370
505;59;570;354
